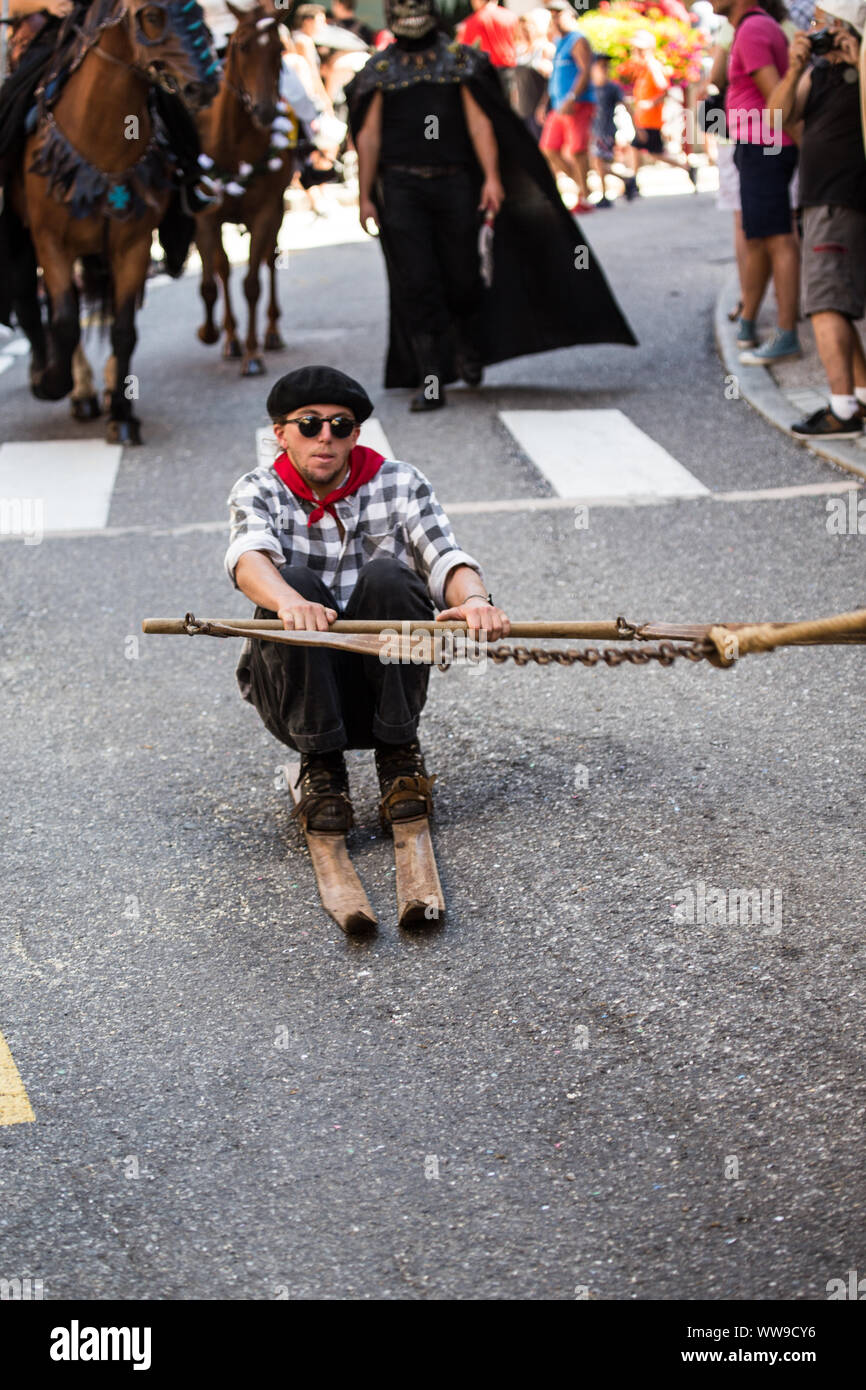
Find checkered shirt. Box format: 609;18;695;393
225;456;483;610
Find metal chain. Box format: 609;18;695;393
183;613;224;636
483;641;709;668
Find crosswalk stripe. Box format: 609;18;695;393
0;1030;34;1126
4;480;857;544
0;441;122;534
499;409;709;500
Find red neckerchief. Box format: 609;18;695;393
273;445;385;527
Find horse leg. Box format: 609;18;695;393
105;235;149;446
242;213;277;377
7;227;48;387
215;235;241;360
103;354;117;416
31;257;79;401
195;218;220;346
70;343;101;420
263;238;285;351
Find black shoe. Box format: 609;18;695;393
455;353;483;388
375;740;435;827
455;313;484;387
291;751;353;832
687;163;698;190
410;385;446;411
596;195;614;209
624;176;639;202
791;406;863;440
409;333;446;412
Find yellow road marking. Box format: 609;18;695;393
0;1031;34;1126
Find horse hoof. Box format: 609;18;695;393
106;417;142;446
70;395;101;421
31;370;73;402
198;324;219;346
223;339;242;360
242;356;265;377
264;331;285;351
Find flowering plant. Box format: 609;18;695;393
580;2;707;86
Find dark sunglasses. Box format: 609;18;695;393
281;414;357;439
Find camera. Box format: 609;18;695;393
808;27;837;54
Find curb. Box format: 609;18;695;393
714;270;866;484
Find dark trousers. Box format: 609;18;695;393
242;558;435;753
379;167;484;336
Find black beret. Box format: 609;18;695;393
266;366;373;423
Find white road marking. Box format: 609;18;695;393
256;426;279;469
357;418;393;458
450;480;861;512
255;417;394;471
500;409;709;500
4;338;30;357
0;440;122;533
1;480;857;543
0;356;14;376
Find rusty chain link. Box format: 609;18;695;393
483;641;709;668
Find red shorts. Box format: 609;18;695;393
540;104;594;157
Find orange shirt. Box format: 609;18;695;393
633;56;668;130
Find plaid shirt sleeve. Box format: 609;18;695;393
225;469;285;586
404;467;483;609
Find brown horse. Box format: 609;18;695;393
195;4;295;377
10;0;219;443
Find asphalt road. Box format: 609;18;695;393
0;188;864;1302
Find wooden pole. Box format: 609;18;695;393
143;618;629;639
141;616;866;644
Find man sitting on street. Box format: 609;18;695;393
225;366;510;832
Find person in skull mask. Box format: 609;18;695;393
347;0;637;412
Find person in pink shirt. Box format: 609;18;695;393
712;0;802;365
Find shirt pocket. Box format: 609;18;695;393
359;530;400;563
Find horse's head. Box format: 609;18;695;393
224;3;282;130
128;0;222;110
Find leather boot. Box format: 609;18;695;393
454;312;484;388
291;751;354;832
375;740;436;829
409;332;446;412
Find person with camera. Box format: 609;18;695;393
768;2;866;436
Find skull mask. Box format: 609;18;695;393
386;0;439;40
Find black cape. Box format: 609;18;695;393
346;35;637;388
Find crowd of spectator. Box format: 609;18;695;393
458;0;866;441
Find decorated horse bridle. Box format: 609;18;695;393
56;0;220;93
29;0;220;220
221;14;278;117
195;15;297;202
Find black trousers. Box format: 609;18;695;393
379;166;484;336
240;558;435;753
